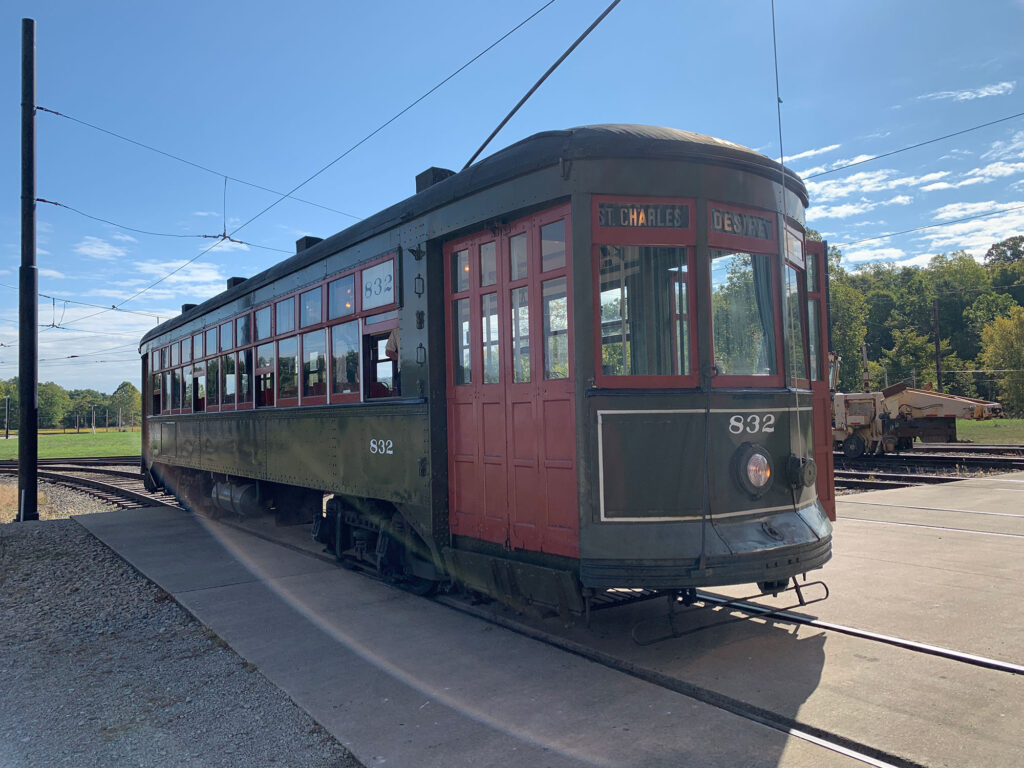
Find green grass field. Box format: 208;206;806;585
955;418;1024;444
0;431;141;460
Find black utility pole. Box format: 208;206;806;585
19;18;39;521
933;297;943;393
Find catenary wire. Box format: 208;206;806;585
35;106;362;221
58;0;558;327
804;110;1024;179
832;203;1024;248
37;198;292;254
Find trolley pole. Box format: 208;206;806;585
19;18;39;521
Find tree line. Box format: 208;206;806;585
0;379;141;432
824;233;1024;415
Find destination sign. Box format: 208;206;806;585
710;209;774;240
598;203;689;229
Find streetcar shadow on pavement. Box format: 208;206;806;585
199;520;825;767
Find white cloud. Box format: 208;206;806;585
111;233;138;243
917;202;1024;258
805;169;949;204
982;130;1024;162
74;236;127;261
844;247;906;263
193;211;220;217
932;200;1024;221
787;144;841;162
917;81;1016;102
808;194;912;220
39;268;66;279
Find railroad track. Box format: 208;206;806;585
0;462;179;511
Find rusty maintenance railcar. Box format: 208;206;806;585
139;124;836;613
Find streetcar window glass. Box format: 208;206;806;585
710;250;778;376
205;328;217;359
300;287;322;329
221;354;236;405
541;220;566;271
510;233;528;280
598;246;690;377
808;299;822;382
220;321;233;351
452;298;471;385
193;333;203;359
542;277;569;379
480;242;497;287
276;298;295;335
278;337;298;399
236;314;251;346
238;349;253;404
172;369;182;409
511;286;530;382
162;372;172;412
786;265;808;386
481;293;500;383
784;226;804;269
181;339;191;364
159;347;168;370
328;275;355;319
254;306;272;341
150;373;161;415
372;335;395;395
170;342;179;367
190;364;202;412
207;356;220;406
256;343;275;407
183;366;194;412
330;321;360;395
452;249;470;293
302;329;328;398
806;247;818;293
362;260;395;310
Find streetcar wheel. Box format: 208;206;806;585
842;434;866;459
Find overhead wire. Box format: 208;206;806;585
832;202;1024;248
35;105;362;221
804;110;1024;179
56;0;559;327
36;198;292;254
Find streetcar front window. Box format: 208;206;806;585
598;246;690;378
710;250;777;376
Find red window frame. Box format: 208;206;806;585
591;195;698;389
707;200;784;389
150;251;398;415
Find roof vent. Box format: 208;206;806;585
226;276;246;289
181;303;198;313
416;167;455;193
296;236;323;253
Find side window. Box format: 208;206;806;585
256;343;275;407
278;337;298;400
331;321;360;396
300;288;322;329
221;354;236;406
254;306;272;341
276;298;295;335
302;330;327;398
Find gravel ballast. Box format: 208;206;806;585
0;481;363;768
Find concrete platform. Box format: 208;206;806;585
75;473;1024;768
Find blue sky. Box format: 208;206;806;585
2;0;1023;393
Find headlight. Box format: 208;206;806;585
734;443;774;498
746;453;771;488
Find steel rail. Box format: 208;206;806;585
0;466;178;509
695;591;1024;676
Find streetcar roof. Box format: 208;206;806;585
141;124;806;347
